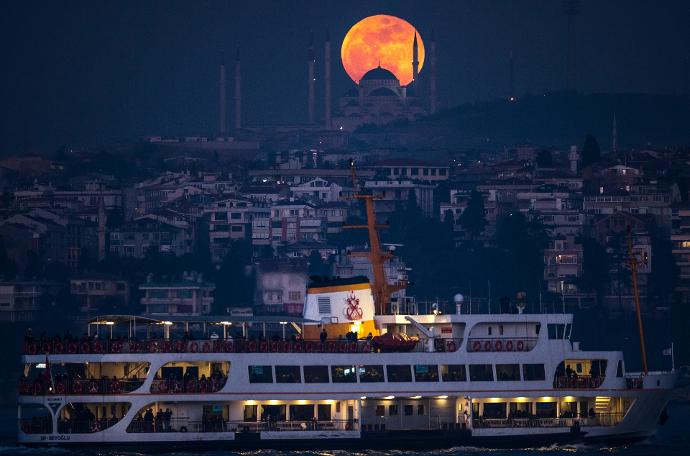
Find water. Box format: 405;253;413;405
0;403;688;456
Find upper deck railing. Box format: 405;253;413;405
23;337;464;356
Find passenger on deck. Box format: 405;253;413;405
320;328;328;343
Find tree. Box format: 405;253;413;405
458;190;487;240
213;240;255;312
581;134;601;168
577;236;610;296
307;250;327;276
0;235;18;279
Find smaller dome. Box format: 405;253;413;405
361;66;399;82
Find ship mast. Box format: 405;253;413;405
344;159;406;315
627;226;649;375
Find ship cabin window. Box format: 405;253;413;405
358;365;385;382
244;405;258;421
417;404;425;415
522;364;546;381
65;402;131;434
535;402;557;418
509;402;531;418
19;404;52;434
535;323;541;335
248;365;273;383
499;325;504;335
331;365;357;383
616;360;624;377
261;405;286;421
483;402;506;419
375;405;385;417
487;327;492;336
495;364;521;381
275;365;301;383
389;404;399;416
404;404;414;415
441;364;467;381
547;323;567;339
386;365;413;382
469;364;494;381
304;365;329;383
414;365;439;382
290;405;314;421
318;404;332;421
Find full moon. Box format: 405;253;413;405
341;14;425;86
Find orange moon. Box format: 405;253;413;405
341;14;424;86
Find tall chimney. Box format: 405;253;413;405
234;48;241;130
430;31;437;113
324;29;332;129
308;31;315;124
219;51;227;135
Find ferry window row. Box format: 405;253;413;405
248;363;545;383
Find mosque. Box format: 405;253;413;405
331;33;436;131
217;29;437;133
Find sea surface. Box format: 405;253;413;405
0;403;688;456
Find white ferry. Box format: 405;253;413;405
17;276;676;450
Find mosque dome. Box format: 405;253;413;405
361;66;399;82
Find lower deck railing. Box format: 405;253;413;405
126;418;358;433
472;413;625;429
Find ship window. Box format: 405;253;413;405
414;365;439;382
248;365;273;383
386;365;412;382
469;364;494;381
496;364;521;381
522;364;546;381
441;364;467;381
358;365;384;382
261;404;286;421
417;404;425;415
244;404;258;421
509;402;530;417
290;405;314;420
318;404;332;421
404;404;414;416
487;327;492;336
483;402;506;419
331;365;357;383
275;365;301;383
318;297;331;314
389;404;398;416
375;405;385;417
548;324;566;339
535;402;557;418
304;365;329;383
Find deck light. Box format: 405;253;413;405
220;321;233;326
410;395;422;399
161;321;173;326
36;363;46;369
383;396;395;400
360;396;367;400
435;395;448;399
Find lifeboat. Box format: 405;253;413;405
371;332;419;352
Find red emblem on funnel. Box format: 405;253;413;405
345;291;363;320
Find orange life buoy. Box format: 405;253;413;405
158;381;168;393
338;342;347;353
54;342;64;353
28;343;38;355
348;342;357;353
93;340;103;353
33;382;43;395
271;341;279;352
189;341;199;353
248;341;257;353
506;340;514;351
293;342;303;352
223;341;233;353
259;341;268;353
483;341;492;352
472;341;481;352
202;342;211;353
55;382;65;395
147;341;157;353
175;340;185;352
213;340;222;352
494;340;503;351
447;340;457;352
41;342;51;354
81;341;91;354
517;340;525;351
327;341;336;353
72;381;82;394
304;341;314;352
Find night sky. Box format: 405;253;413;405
1;0;689;153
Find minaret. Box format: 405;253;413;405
412;32;419;89
430;30;437;113
324;29;332;129
612;113;618;153
219;51;227;135
234;48;241;130
308;31;315;124
97;195;107;262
